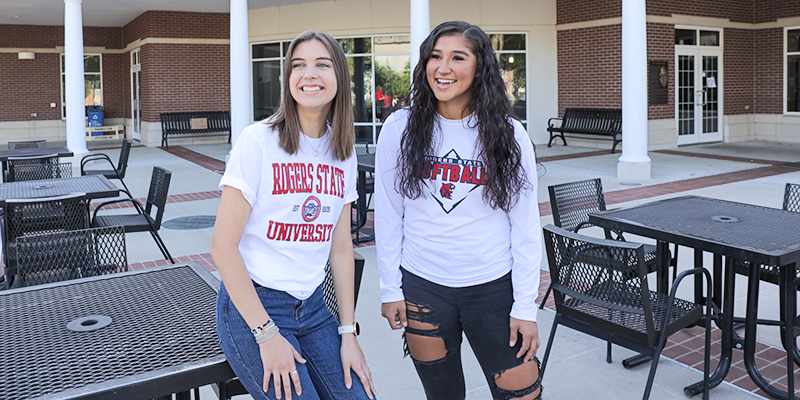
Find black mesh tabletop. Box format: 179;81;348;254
0;147;73;161
590;196;800;266
0;262;233;400
0;175;119;205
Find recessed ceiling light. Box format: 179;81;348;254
12;15;19;18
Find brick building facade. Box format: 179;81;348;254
557;0;800;148
2;1;800;148
0;11;230;146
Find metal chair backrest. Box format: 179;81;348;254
355;142;371;156
15;226;127;287
117;140;132;178
10;162;72;181
543;225;657;343
7;154;59;182
320;257;365;321
783;183;800;213
145;167;172;229
8;140;46;150
4;193;89;268
548;178;606;233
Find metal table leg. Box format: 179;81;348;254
742;259;799;400
685;256;735;396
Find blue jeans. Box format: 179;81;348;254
216;282;373;400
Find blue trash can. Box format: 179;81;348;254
87;106;104;127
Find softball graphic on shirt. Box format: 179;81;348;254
421;149;486;214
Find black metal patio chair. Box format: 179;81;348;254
352;142;374;244
5;154;60;182
15;226;127;287
80;139;132;193
733;182;800;362
7;140;46;150
216;253;366;400
91;166;174;263
1;193;89;289
540;225;713;400
540;178;676;309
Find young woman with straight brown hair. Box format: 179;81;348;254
213;30;376;400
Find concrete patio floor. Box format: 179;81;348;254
22;138;800;399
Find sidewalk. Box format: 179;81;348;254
54;139;800;398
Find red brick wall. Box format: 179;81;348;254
754;28;783;114
646;1;754;23
0;53;62;122
122;11;229;45
723;29;755;115
102;53;129;119
556;25;622;116
756;1;800;23
557;0;620;25
647;23;674;119
139;44;230;121
0;25;121;49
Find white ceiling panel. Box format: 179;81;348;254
0;0;319;27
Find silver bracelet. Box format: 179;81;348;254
255;325;280;344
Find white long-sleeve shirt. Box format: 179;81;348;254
375;109;543;321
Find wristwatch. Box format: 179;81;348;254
338;322;360;336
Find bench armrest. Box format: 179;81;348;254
547;117;563;128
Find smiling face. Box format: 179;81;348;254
289;39;338;117
426;34;478;119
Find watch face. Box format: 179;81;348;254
354;322;360;336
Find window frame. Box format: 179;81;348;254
784;26;800;115
59;53;103;120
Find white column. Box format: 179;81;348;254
618;0;651;180
229;0;250;152
64;0;88;154
409;0;430;73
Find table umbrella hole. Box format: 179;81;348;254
33;185;53;190
67;315;112;332
711;215;739;223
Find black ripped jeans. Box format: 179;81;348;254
400;267;541;400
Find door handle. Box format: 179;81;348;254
696;90;707;107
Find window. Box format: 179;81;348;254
675;29;720;47
252;33;528;143
787;28;800;112
492;34;527;122
60;54;102;118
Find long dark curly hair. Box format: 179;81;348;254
396;21;528;212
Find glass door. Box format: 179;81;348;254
130;49;142;141
676;48;722;145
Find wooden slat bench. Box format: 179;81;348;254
547;108;622;154
160;111;231;149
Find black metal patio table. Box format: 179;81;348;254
0;262;236;399
0;147;73;181
0;175;119;206
354;153;375;243
589;195;800;399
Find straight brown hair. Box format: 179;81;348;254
269;31;354;161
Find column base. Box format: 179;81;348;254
617;160;651;180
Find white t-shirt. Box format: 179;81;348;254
374;109;543;321
219;120;358;300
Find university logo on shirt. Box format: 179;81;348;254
421;149;486;214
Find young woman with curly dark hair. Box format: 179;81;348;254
375;21;543;400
